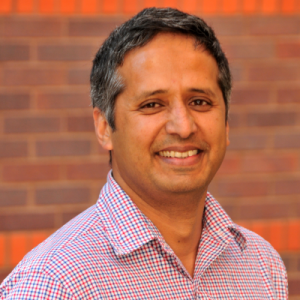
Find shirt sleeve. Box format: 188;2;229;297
240;226;289;299
254;235;289;299
270;250;289;299
0;271;75;300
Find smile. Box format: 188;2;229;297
158;150;198;158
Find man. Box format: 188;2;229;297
0;8;287;299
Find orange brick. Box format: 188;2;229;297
241;153;297;173
66;163;110;180
3;164;60;182
143;0;159;7
162;0;177;7
261;0;277;14
277;42;300;58
243;0;257;13
282;0;295;13
218;180;269;198
39;0;54;13
0;0;12;13
17;0;33;13
102;0;117;13
202;0;218;14
269;221;284;251
252;222;268;241
10;233;27;266
81;0;97;14
30;232;48;250
0;234;5;267
182;0;197;13
223;0;238;14
287;220;300;251
123;0;137;13
61;0;76;14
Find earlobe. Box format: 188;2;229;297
226;121;230;146
93;108;113;150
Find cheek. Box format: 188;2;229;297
202;116;227;144
114;115;160;156
134;115;164;138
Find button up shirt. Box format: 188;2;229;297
0;171;288;299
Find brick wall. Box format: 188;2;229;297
1;0;300;15
1;0;300;298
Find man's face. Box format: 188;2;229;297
97;33;229;199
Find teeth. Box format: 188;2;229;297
159;149;198;158
175;152;181;158
182;152;188;158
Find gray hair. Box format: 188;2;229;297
90;7;231;131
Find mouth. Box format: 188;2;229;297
158;149;200;158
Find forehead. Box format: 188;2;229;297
121;32;213;67
117;33;220;94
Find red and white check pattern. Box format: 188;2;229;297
0;171;288;299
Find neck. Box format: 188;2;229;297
113;171;206;278
138;196;205;278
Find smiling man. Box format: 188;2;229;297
0;8;288;299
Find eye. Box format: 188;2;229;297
191;99;209;106
190;98;212;112
141;102;161;109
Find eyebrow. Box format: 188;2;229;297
138;89;168;99
137;88;216;100
188;88;216;97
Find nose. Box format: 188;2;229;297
165;101;197;139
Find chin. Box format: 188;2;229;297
156;178;206;195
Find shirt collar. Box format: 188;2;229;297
96;171;158;255
96;171;247;256
203;192;247;252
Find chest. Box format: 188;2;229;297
65;241;275;299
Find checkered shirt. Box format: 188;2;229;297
0;171;288;299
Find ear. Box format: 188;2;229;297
226;121;230;146
93;107;113;151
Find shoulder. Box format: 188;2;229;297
236;224;288;298
0;204;110;299
237;225;284;263
0;271;75;299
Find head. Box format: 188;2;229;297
90;7;231;130
92;8;231;204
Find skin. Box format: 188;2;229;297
94;33;229;278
